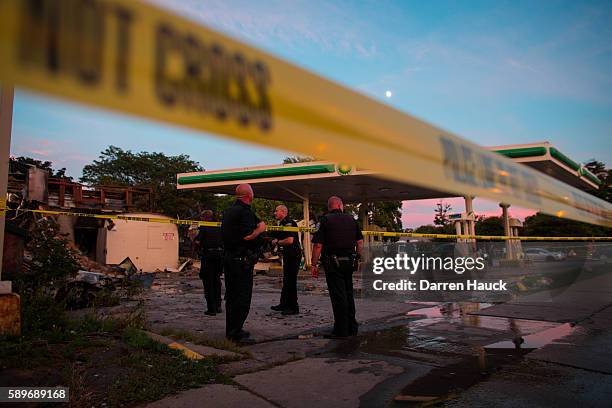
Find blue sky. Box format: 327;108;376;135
10;0;612;226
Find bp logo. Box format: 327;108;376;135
336;163;353;175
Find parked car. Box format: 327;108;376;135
523;248;566;262
593;245;612;264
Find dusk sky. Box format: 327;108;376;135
10;0;612;227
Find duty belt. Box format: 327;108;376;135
324;253;354;268
225;248;259;262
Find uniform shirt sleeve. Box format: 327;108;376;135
311;216;327;245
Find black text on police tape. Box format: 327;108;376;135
17;0;273;132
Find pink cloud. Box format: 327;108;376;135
28;149;51;156
401;197;536;229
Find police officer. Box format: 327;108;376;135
194;210;223;316
311;196;363;338
270;205;301;315
221;184;266;343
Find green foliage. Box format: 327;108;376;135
475;216;504;236
16;218;80;294
11;156;73;180
20;290;69;336
414;224;455;234
108;346;219;407
368;201;403;232
251;198;305;224
282;156;318;163
433;200;452;227
80;146;219;218
1;302;221;407
123;327;167;352
584;160;611;203
522;212;612;237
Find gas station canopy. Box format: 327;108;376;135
176;141;600;204
179;162;448;204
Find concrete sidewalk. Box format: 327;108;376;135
143;268;612;407
144;273;420;342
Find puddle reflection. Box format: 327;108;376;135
406;302;560;336
485;322;576;349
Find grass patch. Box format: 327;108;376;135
106;327;224;407
1;295;226;407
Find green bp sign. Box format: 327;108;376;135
336;163;353;175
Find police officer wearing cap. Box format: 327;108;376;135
311;196;363;338
221;184;266;343
270;205;301;315
194;210;223;316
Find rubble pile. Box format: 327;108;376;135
73;252;121;276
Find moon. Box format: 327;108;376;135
385;90;392;98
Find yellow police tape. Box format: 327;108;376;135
3;207;610;241
0;0;611;227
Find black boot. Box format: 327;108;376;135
282;308;299;315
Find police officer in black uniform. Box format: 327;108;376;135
311;196;363;338
221;184;266;343
194;210;223;316
270;205;301;315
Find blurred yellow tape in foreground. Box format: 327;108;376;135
0;0;611;226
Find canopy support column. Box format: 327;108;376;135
303;196;311;269
464;196;475;236
500;203;513;260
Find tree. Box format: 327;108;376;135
14;218;79;292
80;146;218;218
522;212;612;237
365;201;403;232
251;198;300;225
515;160;611;237
475;216;504;236
584;160;611;203
11;156;73;180
283;156;317;164
414;224;440;234
433;200;452;227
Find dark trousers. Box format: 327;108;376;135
323;257;358;336
200;253;223;311
279;252;300;310
224;254;255;338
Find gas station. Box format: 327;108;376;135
177;141;601;265
2;1;612;403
